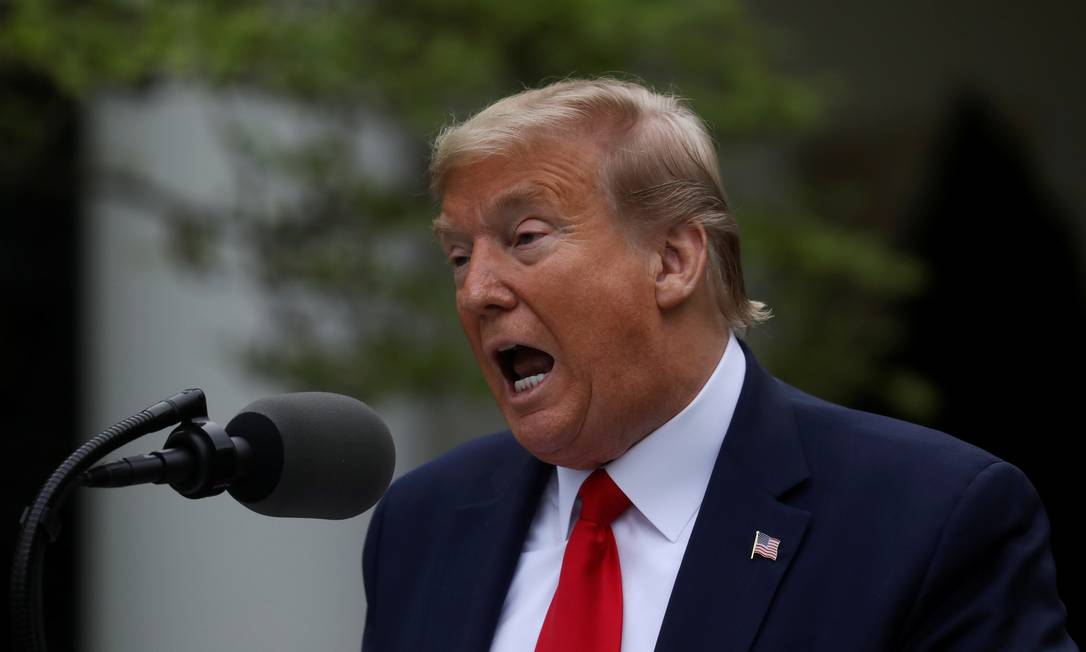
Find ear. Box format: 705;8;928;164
654;222;709;310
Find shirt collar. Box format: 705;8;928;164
555;331;746;542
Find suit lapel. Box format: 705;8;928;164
655;341;811;652
426;442;552;652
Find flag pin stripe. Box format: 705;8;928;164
750;530;781;561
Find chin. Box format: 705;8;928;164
509;423;566;460
509;420;613;469
509;419;580;466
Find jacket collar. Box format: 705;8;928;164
654;338;811;651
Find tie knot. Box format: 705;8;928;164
577;469;630;526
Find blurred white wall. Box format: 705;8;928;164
79;84;427;652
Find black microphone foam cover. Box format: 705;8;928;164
225;392;395;520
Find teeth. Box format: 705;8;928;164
513;372;547;393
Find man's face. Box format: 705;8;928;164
436;139;673;468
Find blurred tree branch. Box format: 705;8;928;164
1;0;931;422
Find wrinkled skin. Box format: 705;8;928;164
435;138;725;468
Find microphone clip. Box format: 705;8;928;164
164;418;249;499
82;418;251;500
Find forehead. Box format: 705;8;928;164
433;140;604;235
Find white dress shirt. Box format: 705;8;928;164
490;331;746;652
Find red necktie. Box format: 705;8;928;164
535;469;631;652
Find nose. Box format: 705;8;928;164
458;241;517;316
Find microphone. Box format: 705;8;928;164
82;392;395;520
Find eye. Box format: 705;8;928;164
446;246;470;268
512;219;551;249
515;232;543;247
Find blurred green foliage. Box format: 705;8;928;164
1;0;931;427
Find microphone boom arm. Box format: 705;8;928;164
9;389;209;652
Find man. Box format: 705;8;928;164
362;78;1075;651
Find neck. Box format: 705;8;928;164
602;310;728;464
658;320;730;417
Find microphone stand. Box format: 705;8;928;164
8;389;209;652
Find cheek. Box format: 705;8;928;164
560;277;658;371
455;311;491;371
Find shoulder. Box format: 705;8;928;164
363;430;524;577
772;380;1047;555
737;380;1072;648
782;382;1006;495
774;384;1072;647
378;430;525;512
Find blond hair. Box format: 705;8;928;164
431;78;770;332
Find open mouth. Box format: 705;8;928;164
496;344;556;393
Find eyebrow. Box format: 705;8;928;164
432;183;554;241
431;215;457;241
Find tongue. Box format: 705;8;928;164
512;347;554;379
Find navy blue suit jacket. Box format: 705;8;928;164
362;342;1075;651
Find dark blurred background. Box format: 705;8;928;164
3;0;1082;649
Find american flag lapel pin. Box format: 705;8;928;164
750;530;781;561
